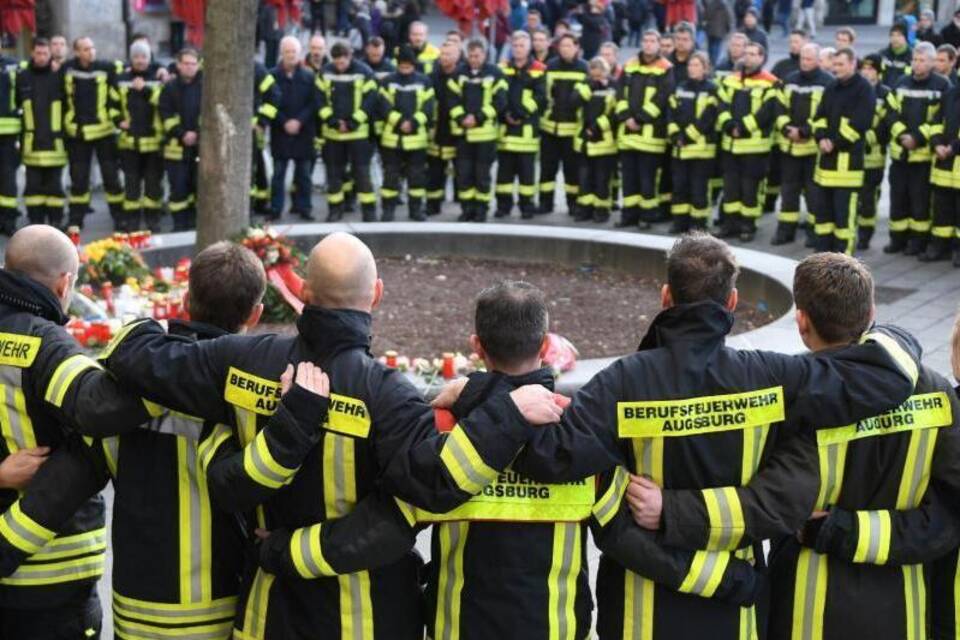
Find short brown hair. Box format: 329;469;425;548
793;253;874;344
475;281;548;368
188;242;266;333
666;233;739;305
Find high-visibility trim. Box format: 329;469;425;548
434;521;468;640
224;367;281;417
889;218;910;232
631;437;664;485
838;117;860;143
243;429;298;489
815;441;849;509
238;569;274;640
739;602;759;640
324;393;371;439
678;550;731;598
395;498;417;527
197;423;232;472
903;564;926;640
0;368;38;453
592;466;630;526
0;553;105;585
547;522;581;640
30;528;106;561
0;501;56;554
98;318;152;360
439;425;498;495
790;549;828;640
44;354;102;407
290;525;336;578
622;568;655;640
741;424;769;485
817;392;952;447
113;592;237;626
860;331;919;387
103;436;120;477
0;333;40;367
896;425;938;510
702;487;746;551
177;436;212;603
115;616;233;640
778;211;801;223
852;510;891;565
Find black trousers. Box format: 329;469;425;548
777;154;816;227
671;156;713;227
765;147;781;211
620;150;663;224
814;186;859;254
858;166;884;231
0;135;19;221
539;133;579;211
455;140;496;209
722;153;769;231
324;139;374;214
121;150;164;229
426;152;455;209
251;135;270;209
24;165;65;227
932;186;960;248
889;160;931;238
495;150;537;213
0;585;101;639
166;150;197;230
382;147;427;211
577;154;615;212
66;136;123;221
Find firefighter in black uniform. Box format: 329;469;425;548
572;57;619;223
772;43;832;246
449;39;507;222
0;225;154;637
252;60;281;217
495;31;546;220
17;39;67;228
0;54;21;235
426;41;462;216
117;40;166;233
62;37;124;229
879;23;913;88
857;53;890;251
318;42;378;222
378;46;434;222
363;37;396;83
927;72;960;266
159;48;203;231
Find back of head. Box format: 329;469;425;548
793;253;874;345
306;233;378;310
4;225;79;291
188;242;266;333
666;233;739;305
475;281;548;369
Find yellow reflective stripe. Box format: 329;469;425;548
31;528;106;561
815;441;848;509
0;553;105;585
896;426;938;509
0;369;38;453
547;522;580;640
176;437;211;603
702;487;745;550
395;498;416;527
739;603;759;640
197;424;232;473
115;616;233;639
0;501;55;554
239;568;274;640
338;570;373;640
242;430;297;489
439;425;498;495
818;393;952;447
592;466;629;526
113;592;238;626
434;521;468;640
860;331;919;387
622;569;655;640
853;510;891;565
741;424;769;484
44;354;102;407
290;525;336;579
678;550;731;598
631;437;664;485
790;549;827;640
903;564;926;640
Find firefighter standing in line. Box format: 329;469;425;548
927;70;960;266
426;41;462;216
495;31;546;220
715;41;778;242
318;42;378;222
62;37;124;230
449;39;507;222
17;38;67;229
539;34;588;215
879;23;913;88
856;53;890;251
252;60;280;218
572;57;618;224
378;45;434;222
407;21;440;74
0;53;21;236
772;43;832;246
159;48;203;232
884;41;949;256
363;37;396;83
615;30;674;229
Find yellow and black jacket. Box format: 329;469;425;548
930;384;960;640
879;45;912;89
62;58;123;142
378;69;435;151
254;62;281;151
864;83;890;171
768;367;960;640
498;58;546;154
541;57;589;138
930;84;960;192
448;63;507;144
885;71;950;163
811;72;875;189
116;67;164;154
103;306;542;640
400;43;440;75
667;78;719;160
0;56;21;139
616;56;675;153
16;61;67;167
428;62;462;161
776;68;832;157
158;71;203;162
573;78;618;157
317;60;377;143
717;68;779;155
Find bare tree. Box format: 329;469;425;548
196;0;258;249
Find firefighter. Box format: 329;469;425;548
0;53;19;236
884;42;949;255
17;39;67;229
101;231;563;640
62;37;124;229
426;41;462;216
159;47;203;231
616;29;674;229
364;37;396;83
318;41;378;222
771;43;832;246
117;40;165;233
252;60;280;218
539;34;588;215
0;225;154;637
495;31;546;220
378;45;434;221
857;53;890;251
449;38;507;222
926;70;960;265
572;57;618;223
407;21;441;74
666;51;719;233
767;253;960;640
879;23;913;89
715;41;778;241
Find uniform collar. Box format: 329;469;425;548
638;300;734;351
452;367;555;417
167;319;230;341
0;269;69;325
296;306;372;357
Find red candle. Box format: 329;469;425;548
67;226;81;246
442;353;455;379
385;350;398;368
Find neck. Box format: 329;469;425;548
489;357;541;377
514;56;528;67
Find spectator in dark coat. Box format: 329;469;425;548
917;9;943;46
742;7;768;51
701;0;733;63
944;8;960;48
257;1;283;68
579;0;611;59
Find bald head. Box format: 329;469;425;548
306;233;380;311
5;225;79;290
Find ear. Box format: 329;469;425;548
538;334;550;360
660;284;673;309
795;308;810;338
469;334;484;359
54;272;73;304
243;303;264;332
725;288;738;313
371;278;384;311
182;290;191;315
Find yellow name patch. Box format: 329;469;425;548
0;333;40;368
323;393;371;439
618;386;785;438
224;367;281;416
817;392;953;446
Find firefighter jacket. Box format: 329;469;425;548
0;56;21;137
667;78;719;160
930;384;960;640
768;366;960;640
573;78;618;156
365;57;396;84
616;55;675;153
158;71;202;161
879;44;912;89
102;306;543;640
541;57;589;137
428;62;462;158
270;65;320;160
254;62;281;149
811;72;875;189
404;43;440;74
505;301;921;640
885;71;950;163
0;269;150;609
865;82;891;170
378;70;434;151
317;60;377;142
16;61;67;167
717;67;779;154
776;67;833;157
498;58;546;154
116;67;164;153
448;63;507;143
930;84;960;190
62;58;122;142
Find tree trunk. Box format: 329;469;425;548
196;0;258;249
